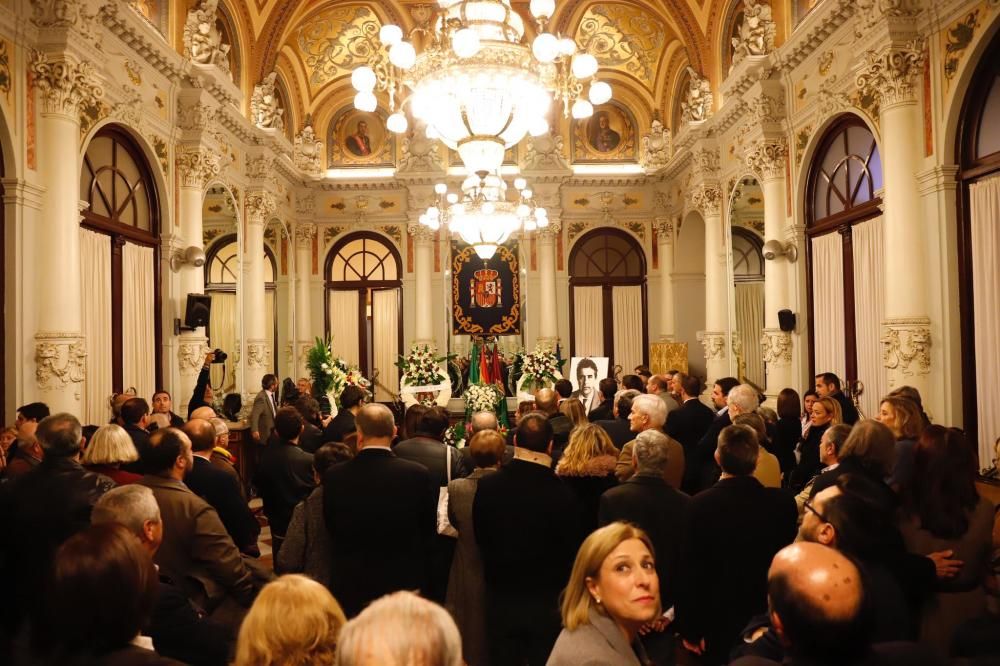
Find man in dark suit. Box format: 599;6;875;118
686;376;739;493
121;397;152;474
676;425;797;665
474;413;584;665
323;384;367;445
182;418;260;557
815;372;860;425
255;408;315;560
595;389;641;450
534;388;571;465
587;377;618;422
250;374;278;444
92;485;234;665
666;373;716;457
599;432;690;607
393;405;465;603
187;351;217;419
323;403;437;617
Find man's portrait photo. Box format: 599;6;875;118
572;102;635;163
569;357;609;415
330;109;392;167
346;119;372;156
588;110;621;152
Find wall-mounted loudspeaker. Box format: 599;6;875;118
778;309;796;333
175;294;213;334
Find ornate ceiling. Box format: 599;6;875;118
201;0;781;135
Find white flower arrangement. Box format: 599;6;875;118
520;345;559;391
464;383;503;413
395;344;448;386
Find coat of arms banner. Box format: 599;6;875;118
451;241;521;336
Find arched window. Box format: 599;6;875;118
569;229;648;372
324;232;402;400
731;227;765;388
732;228;764;281
805;116;885;414
79;126;160;423
957;30;1000;462
204;234;279;391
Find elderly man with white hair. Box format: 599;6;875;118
614;393;685;488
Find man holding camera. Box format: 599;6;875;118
187;351;220;419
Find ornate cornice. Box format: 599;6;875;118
856;40;925;109
690;147;720;180
30;52;103;117
744;139;789;182
176;146;221;190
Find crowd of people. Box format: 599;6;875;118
0;357;998;666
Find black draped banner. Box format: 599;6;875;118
451;242;521;336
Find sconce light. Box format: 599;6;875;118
169;246;206;272
762;239;798;263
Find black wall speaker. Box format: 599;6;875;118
778;309;796;333
183;294;212;328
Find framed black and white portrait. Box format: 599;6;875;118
569;356;609;415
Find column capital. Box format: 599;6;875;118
35;331;86;391
760;329;793;366
687;183;723;218
294;222;317;248
536;220;562;241
30;51;103;118
178;338;210;377
881;316;931;376
407;223;438;243
856;40;925;109
697;330;727;361
654;216;674;239
245;190;277;227
744;138;788;182
176;146;221;190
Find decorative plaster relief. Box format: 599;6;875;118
575;3;666;89
30;52;104;117
246;341;271;369
178;341;209;376
176;147;221;189
295;5;381;90
640;119;672;171
856;40;925;108
35;332;86;390
881;318;931;376
744;139;788;181
698;331;727;361
760;329;792;366
295;222;317;247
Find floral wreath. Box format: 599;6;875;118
516;345;562;399
398;344;452;408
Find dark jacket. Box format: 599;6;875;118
587;400;615;423
790;422;830;492
323;448;437;617
122;423;152;475
729;641;942;666
771;416;801;478
299;423;324;454
0;456;114;631
323;409;356;444
185;456;260;554
595;417;634;450
254;440;314;538
547;412;573;461
599;473;691;607
394;436;465;487
473;457;584;661
555;454;618;534
832;390;860;425
277;486;332;586
686;410;731;493
187;366;212;419
665;397;716;454
675;475;797;665
149;575;233;666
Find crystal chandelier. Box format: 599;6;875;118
418;173;548;260
350;0;611;175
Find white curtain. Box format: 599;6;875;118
736;282;765;388
573;286;604;357
852;217;888;420
329;289;360;367
372;289;400;401
122;243;155;401
265;289;276;374
811;233;847;382
208;292;238;394
612;286;643;374
80;229;112;425
970;175;1000;466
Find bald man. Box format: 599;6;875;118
730;542;938;666
534;388;571;465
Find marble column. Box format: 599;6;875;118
244;191;276;392
746;139;794;398
174;146;220;413
30;53;102;414
536;222;561;350
294;222;317;378
857;42;932;396
655;216;676;342
409;223;436;347
691;183;730;383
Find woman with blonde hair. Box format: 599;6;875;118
235;574;347;666
879;395;925;490
559;398;587;429
82;423;142;485
555;423;619;532
335;591;463;666
548;522;660;665
789;396;842;491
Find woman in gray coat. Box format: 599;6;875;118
445;430;505;666
547;522;662;666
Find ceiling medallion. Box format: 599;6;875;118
350;0;611;175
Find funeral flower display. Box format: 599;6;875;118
306;336;370;406
464;383;503;413
519;345;559;391
395;344;448;386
